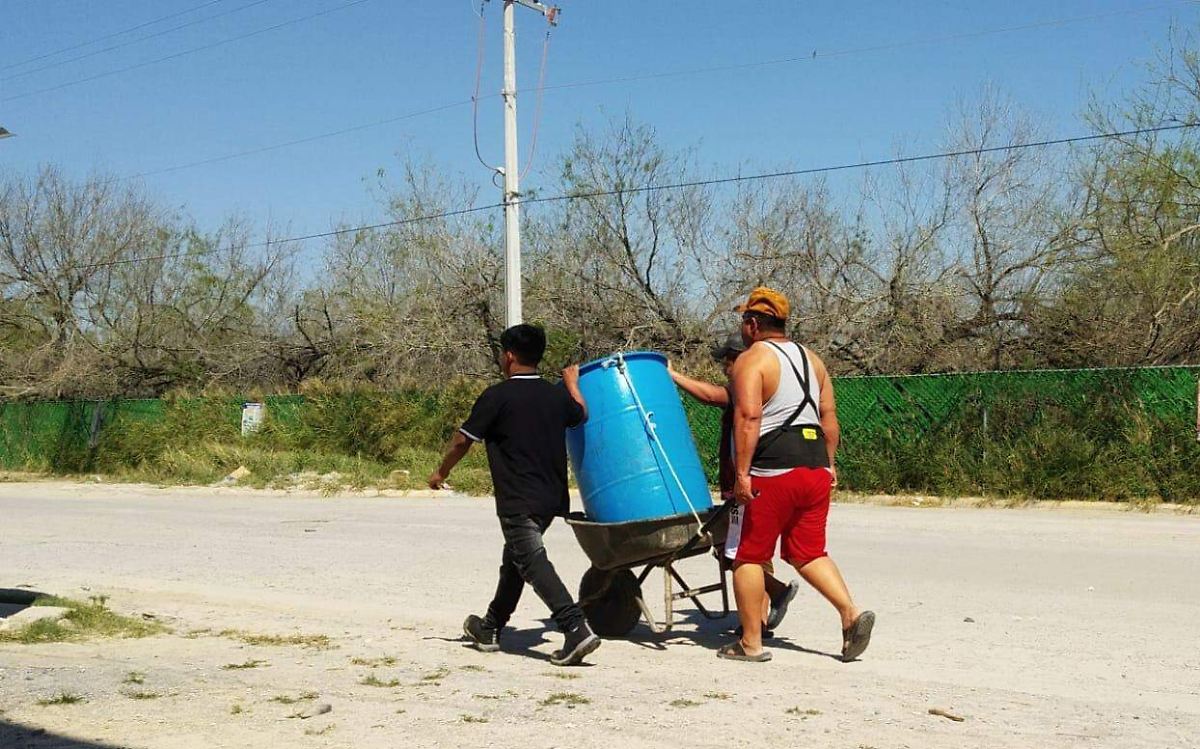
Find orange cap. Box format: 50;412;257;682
734;287;790;320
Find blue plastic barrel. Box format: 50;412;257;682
566;351;713;524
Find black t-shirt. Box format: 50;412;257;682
460;375;585;517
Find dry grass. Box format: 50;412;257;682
37;692;85;706
0;596;164;645
220;630;333;650
539;692;590;708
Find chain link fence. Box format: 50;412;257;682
4;366;1199;500
684;366;1200;501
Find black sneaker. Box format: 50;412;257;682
550;622;600;666
732;624;776;640
767;581;800;630
463;614;500;653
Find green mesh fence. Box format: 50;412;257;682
2;366;1198;500
683;366;1200;501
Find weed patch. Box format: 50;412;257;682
38;692;85;706
271;692;318;705
221;659;268;670
350;656;397;668
0;596;164;644
540;692;590;708
221;630;333;650
419;667;450;684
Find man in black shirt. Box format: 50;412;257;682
429;324;600;667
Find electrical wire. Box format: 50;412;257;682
4;0;375;104
95;0;1196;184
538;0;1198;96
3;0;277;82
1;0;228;73
81;202;506;270
523;122;1200;207
78;121;1200;271
518;27;552;182
108;99;473;183
470;0;499;174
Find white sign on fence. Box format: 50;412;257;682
241;402;265;436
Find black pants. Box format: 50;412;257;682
483;514;585;633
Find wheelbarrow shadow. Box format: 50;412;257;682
620;609;844;662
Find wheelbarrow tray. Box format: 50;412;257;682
566;509;729;572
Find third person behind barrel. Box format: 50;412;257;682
720;287;874;663
669;333;800;638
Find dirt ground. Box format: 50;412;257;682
0;481;1197;749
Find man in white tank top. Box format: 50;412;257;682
716;287;875;664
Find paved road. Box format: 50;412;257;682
1;482;1197;748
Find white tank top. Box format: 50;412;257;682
752;340;821;477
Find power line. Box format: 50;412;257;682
523;123;1200;206
1;0;228;73
107;99;474;183
82;202;505;270
539;0;1197;95
101;0;1197;183
3;0;277;82
5;0;374;104
79;121;1200;271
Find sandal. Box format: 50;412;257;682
841;610;876;661
717;641;772;663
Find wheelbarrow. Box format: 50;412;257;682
566;501;733;637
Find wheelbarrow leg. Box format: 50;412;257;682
630;564;669;634
663;561;674;632
665;563;731;620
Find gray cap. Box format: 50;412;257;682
711;331;747;361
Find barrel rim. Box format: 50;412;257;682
577;350;667;375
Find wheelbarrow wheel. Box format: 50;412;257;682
578;567;642;637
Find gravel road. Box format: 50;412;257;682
1;482;1197;748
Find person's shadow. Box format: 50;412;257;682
428;612;843;662
0;719;128;749
424;619;588;665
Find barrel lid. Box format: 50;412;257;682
577;350;666;375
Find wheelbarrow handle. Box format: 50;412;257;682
673;499;735;559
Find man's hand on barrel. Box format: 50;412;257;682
562;364;580;387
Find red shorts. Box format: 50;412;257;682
727;467;832;566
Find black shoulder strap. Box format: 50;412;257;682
766;341;819;428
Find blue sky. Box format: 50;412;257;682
2;0;1196;246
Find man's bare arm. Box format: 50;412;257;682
670;365;729;408
731;346;769;481
563;365;588;423
429;431;473;489
813;352;840;476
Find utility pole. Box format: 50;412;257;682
500;0;558;328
